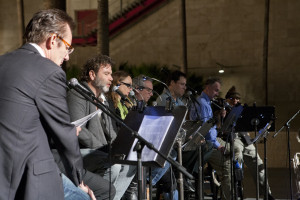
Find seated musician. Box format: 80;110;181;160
224;86;275;200
131;74;177;200
67;55;136;200
189;77;242;200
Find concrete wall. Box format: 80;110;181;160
107;0;300;132
0;1;22;54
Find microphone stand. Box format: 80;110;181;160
188;92;201;120
250;103;260;200
68;83;194;200
223;122;238;200
273;109;300;200
252;121;274;200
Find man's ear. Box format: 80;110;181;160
46;34;56;50
89;70;95;81
170;80;175;87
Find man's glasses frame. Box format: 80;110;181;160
54;34;74;54
140;86;153;93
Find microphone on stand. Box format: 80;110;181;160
68;78;95;97
129;90;138;104
131;89;145;112
112;86;131;104
186;85;198;95
152;101;158;106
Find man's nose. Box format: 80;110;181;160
64;53;70;61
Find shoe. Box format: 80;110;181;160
122;191;138;200
122;181;138;200
264;193;275;200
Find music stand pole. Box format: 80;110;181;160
177;139;184;200
133;141;145;200
224;122;238;200
198;144;203;200
254;123;259;200
273;109;300;200
264;136;269;200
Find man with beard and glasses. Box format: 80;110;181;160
67;54;136;200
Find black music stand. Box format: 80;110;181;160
220;105;244;200
234;105;275;200
235;106;275;132
111;106;188;199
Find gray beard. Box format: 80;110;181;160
93;77;109;94
102;86;109;93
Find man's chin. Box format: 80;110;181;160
102;86;109;93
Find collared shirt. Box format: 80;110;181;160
29;43;46;57
189;91;220;148
156;88;185;106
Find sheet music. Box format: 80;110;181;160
71;109;102;127
127;115;174;161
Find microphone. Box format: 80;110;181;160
185;91;193;98
112;86;131;104
133;88;145;102
152;101;157;106
186;85;198;95
223;101;233;109
68;78;95;97
129;90;138;105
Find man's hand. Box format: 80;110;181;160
79;181;96;200
217;145;226;153
76;126;81;136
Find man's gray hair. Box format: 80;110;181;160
24;9;75;44
132;74;152;89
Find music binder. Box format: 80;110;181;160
111;106;187;167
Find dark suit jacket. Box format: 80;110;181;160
67;83;117;150
0;44;83;200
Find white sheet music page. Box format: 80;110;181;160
71;109;102;127
127;115;174;161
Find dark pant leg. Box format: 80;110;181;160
83;169;116;200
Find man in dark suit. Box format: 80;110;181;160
0;9;88;200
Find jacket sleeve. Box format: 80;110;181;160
35;69;83;186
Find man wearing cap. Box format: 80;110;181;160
225;86;275;200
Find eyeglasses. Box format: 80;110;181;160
141;86;153;93
56;34;74;54
120;82;132;89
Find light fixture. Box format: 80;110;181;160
216;62;225;74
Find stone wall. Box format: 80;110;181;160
0;1;21;54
